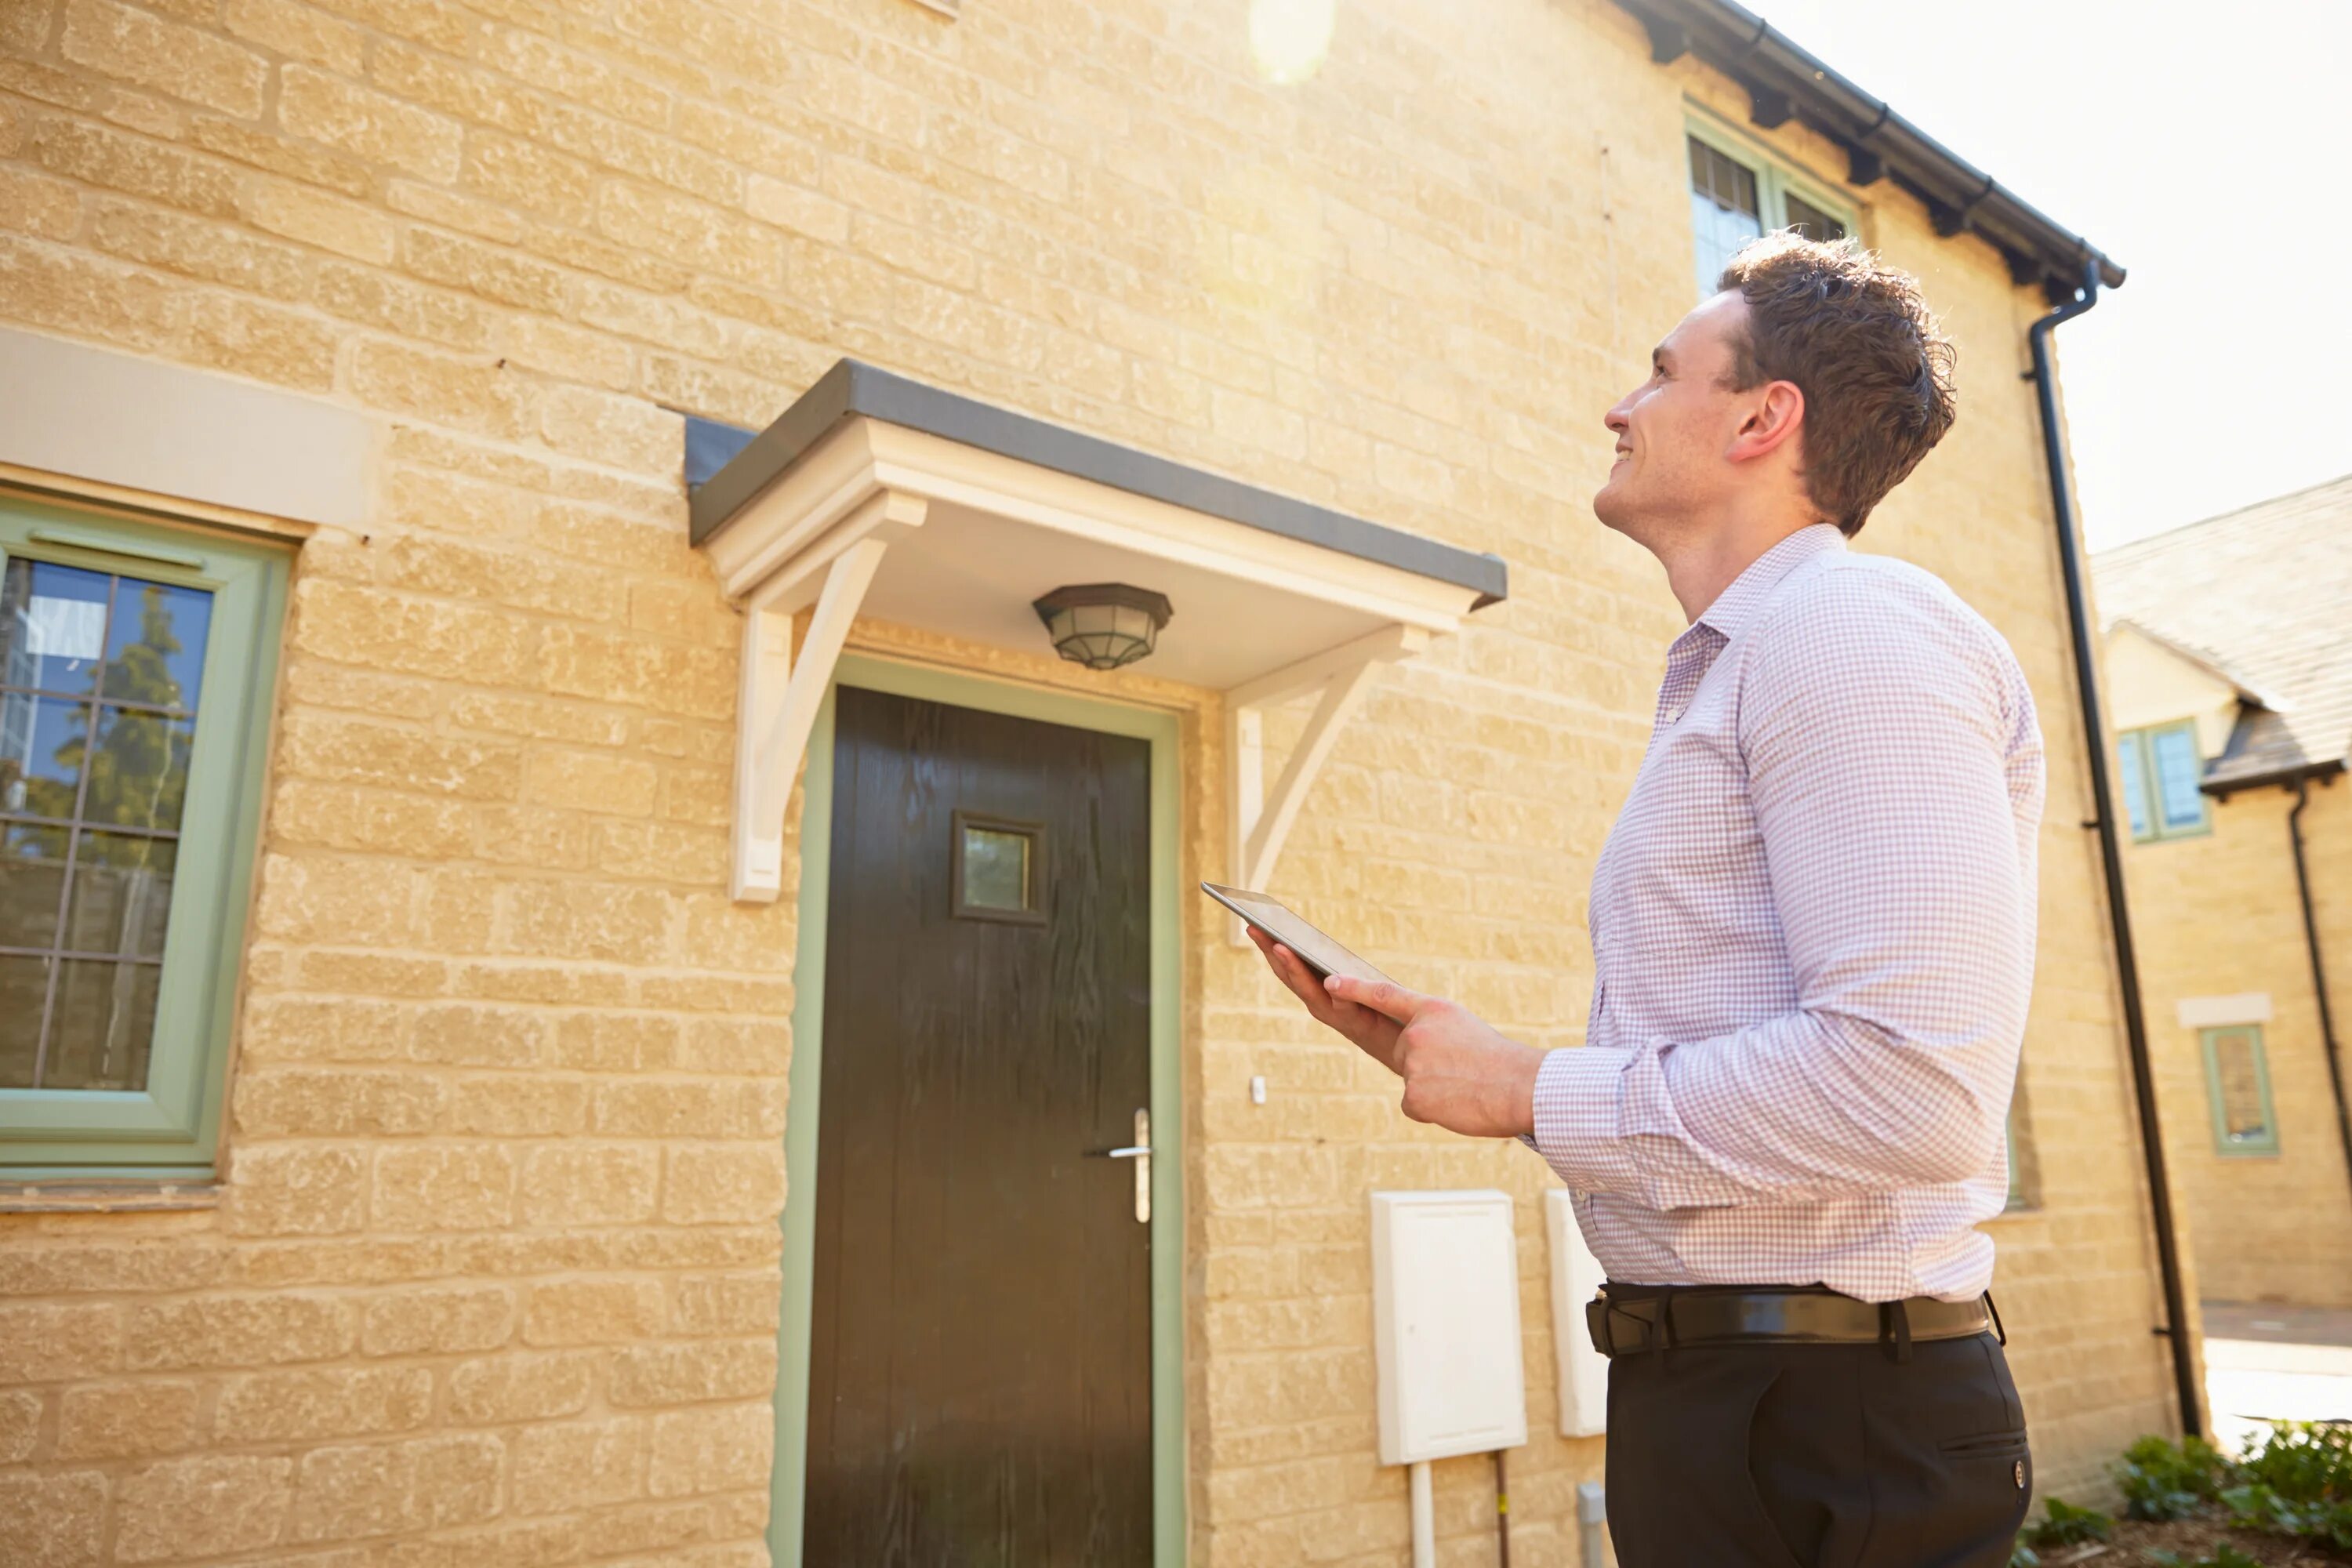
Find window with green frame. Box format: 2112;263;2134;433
1686;115;1854;300
2114;720;2210;842
0;497;288;1177
2201;1023;2279;1156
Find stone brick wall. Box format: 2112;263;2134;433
1;0;2187;1560
2122;779;2352;1307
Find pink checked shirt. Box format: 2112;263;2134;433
1529;523;2045;1303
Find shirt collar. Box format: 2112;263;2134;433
1689;522;1846;644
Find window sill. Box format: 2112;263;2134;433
0;1181;222;1214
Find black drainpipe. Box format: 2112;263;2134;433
2029;256;2204;1439
2287;776;2352;1212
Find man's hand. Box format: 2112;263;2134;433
1250;927;1544;1140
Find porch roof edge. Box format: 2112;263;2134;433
684;359;1509;608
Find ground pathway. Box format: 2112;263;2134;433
2202;1301;2352;1452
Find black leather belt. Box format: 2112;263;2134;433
1585;1283;2000;1359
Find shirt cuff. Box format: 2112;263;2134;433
1528;1044;1640;1194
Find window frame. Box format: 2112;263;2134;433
2115;719;2212;843
1684;108;1860;299
2200;1023;2281;1157
0;495;288;1177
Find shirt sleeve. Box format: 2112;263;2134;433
1532;573;2038;1208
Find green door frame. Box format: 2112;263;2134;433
768;652;1186;1566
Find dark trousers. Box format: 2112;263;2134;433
1604;1328;2031;1567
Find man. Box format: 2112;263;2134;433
1254;232;2042;1566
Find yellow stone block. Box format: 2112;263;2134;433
277;63;461;181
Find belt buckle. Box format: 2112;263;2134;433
1585;1295;1617;1356
1592;1294;1661;1357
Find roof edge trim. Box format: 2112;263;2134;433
1617;0;2125;299
688;359;1508;607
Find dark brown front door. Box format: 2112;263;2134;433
804;684;1153;1567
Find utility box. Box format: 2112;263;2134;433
1370;1189;1529;1465
1546;1189;1610;1437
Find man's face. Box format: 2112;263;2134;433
1595;290;1758;541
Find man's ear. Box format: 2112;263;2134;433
1727;379;1805;466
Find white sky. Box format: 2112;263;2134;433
1755;0;2351;550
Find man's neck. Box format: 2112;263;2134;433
1653;514;1820;625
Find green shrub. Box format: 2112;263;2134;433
2114;1433;2238;1521
2005;1544;2038;1568
2147;1548;2263;1568
2018;1496;2113;1548
2223;1480;2352;1550
2221;1421;2352;1550
2238;1419;2352;1502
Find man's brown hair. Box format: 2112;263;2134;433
1716;231;1958;536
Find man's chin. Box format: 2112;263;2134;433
1592;479;1635;535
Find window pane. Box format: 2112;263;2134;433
961;826;1031;912
0;692;91;821
0;954;49;1087
43;957;160;1091
2209;1029;2271;1144
1690;136;1764;297
1784;192;1848;243
81;707;194;833
1691;191;1764;298
0;559;111;698
101;579;212;713
0;821;71;949
1689;138;1761;217
64;833;176;960
2115;734;2151;839
2151;727;2205;830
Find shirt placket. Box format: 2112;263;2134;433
1650;627;1721;745
1591;627;1722;1030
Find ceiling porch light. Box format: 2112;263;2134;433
1032;583;1174;671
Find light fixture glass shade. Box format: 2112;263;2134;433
1031;583;1174;671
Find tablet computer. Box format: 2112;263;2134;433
1201;882;1392;985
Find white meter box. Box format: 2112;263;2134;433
1545;1189;1610;1437
1370;1190;1529;1466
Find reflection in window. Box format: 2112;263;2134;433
0;557;209;1091
2115;732;2151;838
1686;131;1856;301
953;812;1043;924
1690;136;1762;296
2115;721;2208;842
962;826;1030;911
1783;191;1849;245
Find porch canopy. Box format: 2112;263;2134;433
688;360;1508;905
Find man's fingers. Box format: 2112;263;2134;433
1323;974;1427;1024
1250;931;1332;1014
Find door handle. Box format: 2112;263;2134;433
1087;1109;1150;1223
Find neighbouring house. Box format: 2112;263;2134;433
0;0;2198;1560
2094;475;2352;1309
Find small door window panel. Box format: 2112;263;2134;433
952;811;1044;924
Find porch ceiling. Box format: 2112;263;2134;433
687;359;1510;907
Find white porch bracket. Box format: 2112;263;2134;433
729;492;928;902
1225;623;1429;943
689;361;1507;910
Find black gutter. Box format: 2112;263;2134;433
2031;258;2201;1439
1615;0;2125;302
2287;775;2352;1220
